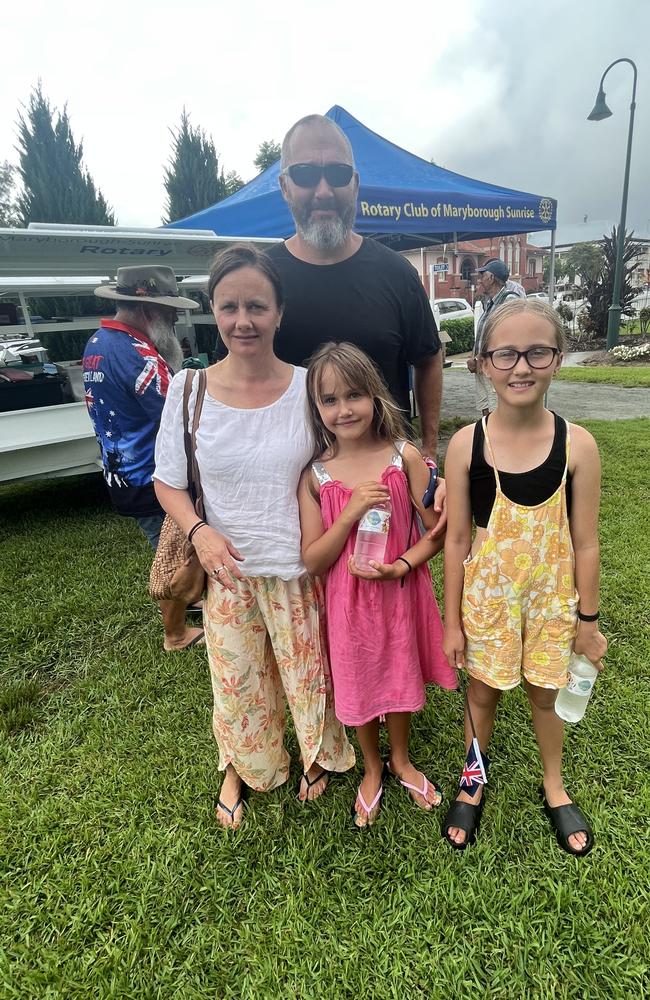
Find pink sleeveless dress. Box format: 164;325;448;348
313;446;457;727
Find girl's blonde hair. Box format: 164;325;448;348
480;297;566;354
306;342;409;458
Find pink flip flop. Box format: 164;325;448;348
388;763;443;810
352;765;387;830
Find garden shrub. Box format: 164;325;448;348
639;307;650;335
439;316;474;354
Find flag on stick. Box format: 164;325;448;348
459;738;489;795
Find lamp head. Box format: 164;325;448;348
588;88;613;121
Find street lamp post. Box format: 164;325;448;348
587;58;638;350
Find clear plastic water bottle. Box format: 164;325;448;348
555;653;599;723
353;500;392;571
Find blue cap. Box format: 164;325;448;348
476;259;509;282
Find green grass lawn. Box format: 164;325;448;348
556;366;650;388
1;420;649;998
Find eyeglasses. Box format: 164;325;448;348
483;347;560;370
284;162;354;188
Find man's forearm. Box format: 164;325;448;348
413;352;443;459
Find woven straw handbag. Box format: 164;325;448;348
149;369;207;604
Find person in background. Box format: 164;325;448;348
84;266;203;652
468;259;526;417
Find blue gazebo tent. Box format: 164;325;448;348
167;105;557;251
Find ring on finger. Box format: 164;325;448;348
212;564;226;576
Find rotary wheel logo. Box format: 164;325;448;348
539;198;553;224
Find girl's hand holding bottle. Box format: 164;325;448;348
347;554;407;581
573;621;607;671
342;481;391;525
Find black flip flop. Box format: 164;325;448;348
442;793;485;850
297;768;331;801
215;783;248;828
540;787;594;856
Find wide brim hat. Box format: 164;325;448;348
95;265;199;310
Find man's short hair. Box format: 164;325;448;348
280;115;355;170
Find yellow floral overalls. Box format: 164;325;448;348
462;417;578;690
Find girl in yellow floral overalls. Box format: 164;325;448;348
442;298;607;856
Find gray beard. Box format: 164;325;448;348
298;215;350;251
147;319;184;372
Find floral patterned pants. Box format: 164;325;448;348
204;574;355;791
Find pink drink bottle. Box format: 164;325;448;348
353;499;392;570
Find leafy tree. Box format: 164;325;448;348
223;169;244;197
0;161;19;226
542;255;568;285
254;140;281;173
163;110;242;222
16;82;115;226
580;228;643;337
565;243;603;286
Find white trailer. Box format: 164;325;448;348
0;224;277;484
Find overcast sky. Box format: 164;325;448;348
2;0;648;231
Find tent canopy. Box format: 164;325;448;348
168;106;556;248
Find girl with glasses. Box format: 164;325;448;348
441;298;607;856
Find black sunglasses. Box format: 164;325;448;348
284;162;354;188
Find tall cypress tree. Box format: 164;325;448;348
0;161;19;226
16;82;115;226
163;110;242;223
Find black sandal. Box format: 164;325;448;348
215;782;248;828
297;768;330;801
442;793;485;850
540;787;594;856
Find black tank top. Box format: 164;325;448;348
470;412;573;528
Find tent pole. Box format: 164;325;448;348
547;228;557;304
18;292;34;336
545;228;557;410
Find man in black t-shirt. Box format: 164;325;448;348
268;114;443;463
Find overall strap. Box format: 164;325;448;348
481;417;502;492
311;461;332;486
390;439;408;468
561;418;571;484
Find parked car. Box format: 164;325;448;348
433;297;474;322
526;291;549;301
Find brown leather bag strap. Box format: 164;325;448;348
181;369;207;520
190;370;207;520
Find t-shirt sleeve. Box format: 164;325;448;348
404;268;441;365
153;372;189;489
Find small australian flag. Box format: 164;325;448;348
459;738;489;795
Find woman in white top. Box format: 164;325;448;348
154;246;354;828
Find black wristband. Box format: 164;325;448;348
397;556;412;573
577;610;599;622
188;519;207;544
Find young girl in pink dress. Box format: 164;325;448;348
299;342;456;829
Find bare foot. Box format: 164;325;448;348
163;626;205;652
543;780;589;853
389;758;442;810
353;763;384;828
298;764;330;803
446;785;484;846
215;767;245;830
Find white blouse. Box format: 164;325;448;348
154;366;313;580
